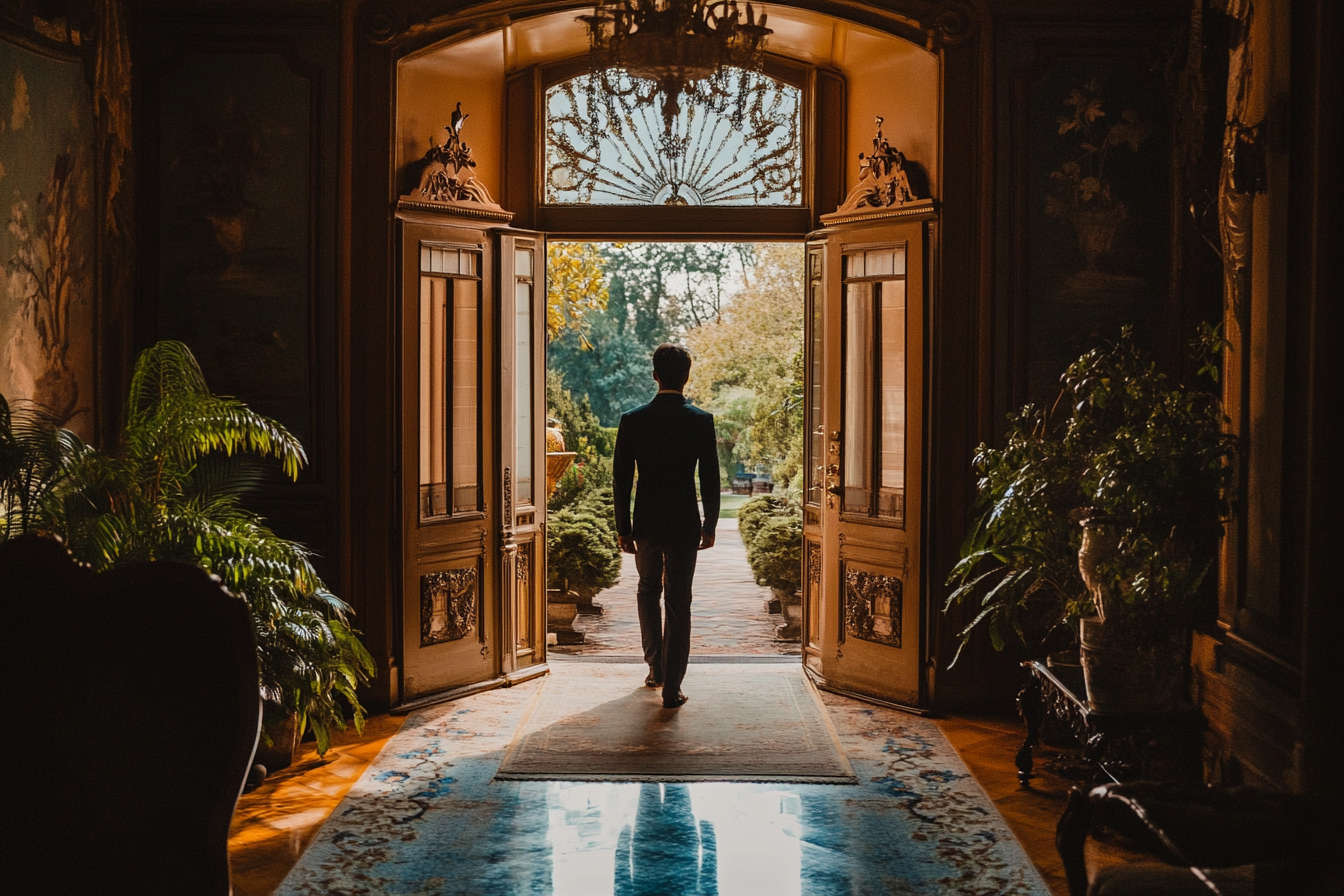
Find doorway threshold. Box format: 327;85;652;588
548;654;801;664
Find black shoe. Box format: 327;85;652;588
645;667;662;688
662;691;688;709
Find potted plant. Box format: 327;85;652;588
545;452;622;642
946;325;1235;709
740;494;803;640
0;395;77;539
2;342;375;768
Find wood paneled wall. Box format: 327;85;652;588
132;4;344;595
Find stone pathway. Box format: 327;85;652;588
550;517;801;657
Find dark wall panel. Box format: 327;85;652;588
134;10;341;590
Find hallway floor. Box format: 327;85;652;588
230;663;1141;896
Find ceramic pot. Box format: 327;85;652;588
1079;616;1188;712
1077;517;1123;621
773;587;803;642
253;712;300;773
546;589;579;630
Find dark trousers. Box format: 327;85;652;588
634;534;699;699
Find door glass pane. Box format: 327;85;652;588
878;280;906;522
515;249;534;506
842;279;873;514
452;277;480;513
419;276;449;518
419;247;483;520
807;248;824;505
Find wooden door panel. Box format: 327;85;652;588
811;213;932;710
498;231;548;679
398;217;498;703
801;246;827;673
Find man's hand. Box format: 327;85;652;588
618;535;637;555
698;533;715;550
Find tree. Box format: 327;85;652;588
550;313;655;426
603;242;752;342
684;243;805;484
546;241;758;428
546;370;614;459
546;241;609;343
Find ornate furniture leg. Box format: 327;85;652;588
1016;673;1043;785
1056;788;1092;896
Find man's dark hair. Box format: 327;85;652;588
652;343;692;391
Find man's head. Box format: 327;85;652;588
652;343;692;391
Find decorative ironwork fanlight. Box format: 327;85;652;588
545;67;801;206
579;0;773;136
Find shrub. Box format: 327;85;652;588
944;324;1236;664
746;512;803;593
737;493;788;549
547;506;622;599
548;454;612;512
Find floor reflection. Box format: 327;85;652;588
617;784;716;895
548;783;803;896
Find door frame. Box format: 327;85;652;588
346;0;990;714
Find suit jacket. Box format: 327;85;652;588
613;393;720;541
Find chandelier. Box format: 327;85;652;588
579;0;773;135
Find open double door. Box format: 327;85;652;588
393;205;934;713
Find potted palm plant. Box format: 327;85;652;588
946;325;1235;709
2;341;374;767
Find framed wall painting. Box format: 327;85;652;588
0;32;96;437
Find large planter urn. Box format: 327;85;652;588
1077;517;1123;621
546;588;585;645
253;712;300;773
1079;616;1188;712
773;587;803;642
1070;206;1124;269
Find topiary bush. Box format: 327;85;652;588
548;454;613;512
737;493;788;550
746;512;803;593
547;506;623;600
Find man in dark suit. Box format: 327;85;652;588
613;344;720;709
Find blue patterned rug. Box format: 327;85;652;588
275;663;1050;896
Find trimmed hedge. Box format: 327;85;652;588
738;494;788;550
740;495;802;593
546;507;622;599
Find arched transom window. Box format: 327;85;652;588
544;67;803;207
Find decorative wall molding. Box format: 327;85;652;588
402;103;514;223
926;0;977;49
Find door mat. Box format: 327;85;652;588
494;665;857;783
